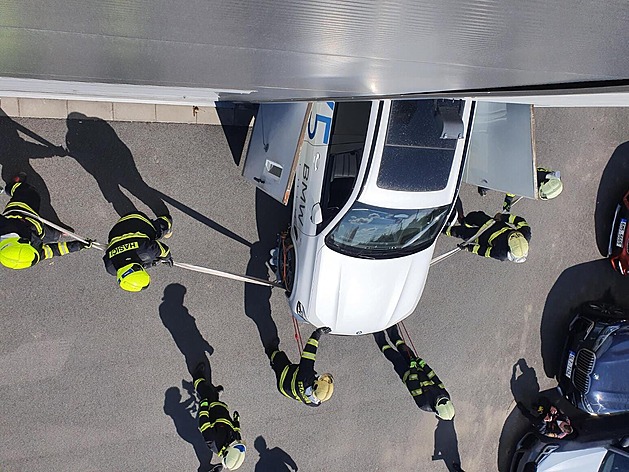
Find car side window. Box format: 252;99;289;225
318;102;371;233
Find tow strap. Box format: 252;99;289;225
430;196;523;266
9;209;282;288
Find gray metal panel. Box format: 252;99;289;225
463;102;537;198
243;102;310;204
0;0;628;101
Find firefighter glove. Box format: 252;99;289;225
81;239;93;249
314;327;332;338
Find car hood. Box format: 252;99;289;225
586;334;629;414
537;447;606;472
306;244;435;335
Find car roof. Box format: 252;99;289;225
358;98;470;210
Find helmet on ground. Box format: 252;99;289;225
313;373;334;402
116;263;150;292
221;441;246;470
0;237;39;269
435;396;455;420
507;232;528;263
539;177;563;200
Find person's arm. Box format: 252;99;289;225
298;327;331;374
141;240;172;266
506;214;531;240
464;243;509;261
153;215;173;239
41;240;90;260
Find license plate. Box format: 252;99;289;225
616;219;627;247
565;351;576;378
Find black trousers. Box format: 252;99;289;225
5;182;60;243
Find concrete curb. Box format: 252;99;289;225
0;97;227;125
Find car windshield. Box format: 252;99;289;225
599;450;629;472
376;99;462;192
325;201;450;258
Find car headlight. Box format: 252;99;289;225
592;325;620;351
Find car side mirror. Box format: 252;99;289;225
311;203;323;225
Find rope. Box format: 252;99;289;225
9;209;282;288
399;321;418;356
173;262;282;288
292;316;304;355
9;209;106;251
430;196;524;266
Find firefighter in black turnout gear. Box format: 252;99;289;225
375;325;455;420
0;175;90;269
103;212;173;292
193;362;246;471
267;327;334;406
445;211;531;263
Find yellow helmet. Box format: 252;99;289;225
507;232;529;263
0;237;39;269
435;396;455;420
116;263;150;292
539;177;563;200
221;441;246;470
313;373;334;402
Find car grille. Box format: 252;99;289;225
573;348;596;394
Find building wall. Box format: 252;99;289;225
0;0;628;102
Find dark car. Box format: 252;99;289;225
558;301;629;415
608;190;629;275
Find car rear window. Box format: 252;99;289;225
377;100;461;192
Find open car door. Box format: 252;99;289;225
463;102;538;199
242;102;312;205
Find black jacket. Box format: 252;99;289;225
103;213;170;275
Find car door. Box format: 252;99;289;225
242;102;312;205
463;101;538;198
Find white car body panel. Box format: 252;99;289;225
307;243;435;335
536;447;606;472
287;98;472;335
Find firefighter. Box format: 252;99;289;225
193;362;246;471
0;174;90;269
444;210;530;263
374;325;455;420
103;211;173;292
503;167;563;212
266;327;334;406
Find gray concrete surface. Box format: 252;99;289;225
1;107;629;472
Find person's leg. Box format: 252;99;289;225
375;330;410;380
269;350;291;381
6;181;41;214
154;215;173;239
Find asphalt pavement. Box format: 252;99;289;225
1;106;629;472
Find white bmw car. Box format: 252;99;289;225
271;98;474;335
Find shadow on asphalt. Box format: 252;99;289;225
159;283;215;375
64;112;251;248
539;259;629;379
164;381;213;472
254;436;298;472
595;141;629;256
216;102;258;167
510;358;540;407
244;189;291;352
0;108;72;229
432;419;463;472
